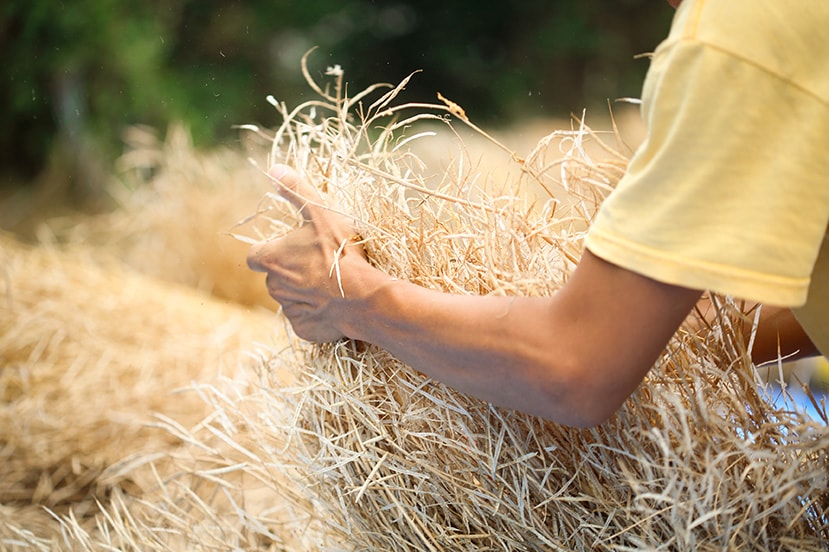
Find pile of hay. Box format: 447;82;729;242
39;123;274;309
181;60;828;550
2;54;827;550
0;232;298;547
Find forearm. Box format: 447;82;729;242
336;279;589;425
748;305;819;365
335;275;580;423
690;296;819;364
330;253;696;427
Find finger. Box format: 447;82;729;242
268;164;326;222
246;240;270;272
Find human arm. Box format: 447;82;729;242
691;297;819;365
750;307;819;364
247;165;702;427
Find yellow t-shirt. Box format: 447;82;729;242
585;0;829;356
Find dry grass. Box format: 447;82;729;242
2;54;827;550
210;57;828;550
0;233;299;549
39;124;275;309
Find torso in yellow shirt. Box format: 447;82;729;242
585;0;829;356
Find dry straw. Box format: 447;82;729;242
0;234;290;549
40;124;275;309
3;51;828;550
154;53;827;549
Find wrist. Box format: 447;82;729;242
330;257;398;341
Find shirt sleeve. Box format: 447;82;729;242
585;35;829;307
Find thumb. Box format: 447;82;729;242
246;239;269;273
269;164;325;222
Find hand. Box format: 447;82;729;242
246;164;368;342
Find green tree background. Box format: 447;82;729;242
0;0;673;202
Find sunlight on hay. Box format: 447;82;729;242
0;233;292;548
2;52;827;550
102;55;825;550
41;124;275;309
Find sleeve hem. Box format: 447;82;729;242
585;229;810;307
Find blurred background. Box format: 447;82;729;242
0;0;675;226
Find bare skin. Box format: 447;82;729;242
247;165;814;427
690;297;819;364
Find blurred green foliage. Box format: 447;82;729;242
0;0;673;188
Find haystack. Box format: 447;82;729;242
43;56;822;550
